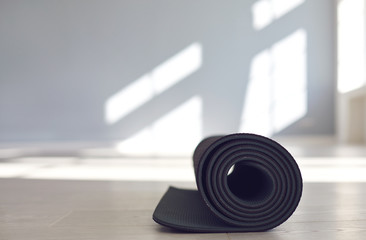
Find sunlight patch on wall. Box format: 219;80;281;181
337;0;366;93
252;0;305;30
240;29;307;136
115;96;202;156
240;50;273;135
105;43;202;124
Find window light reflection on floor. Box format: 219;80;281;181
1;156;366;182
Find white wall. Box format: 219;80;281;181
0;0;336;150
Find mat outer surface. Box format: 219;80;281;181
153;133;303;232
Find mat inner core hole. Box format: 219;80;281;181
227;162;274;203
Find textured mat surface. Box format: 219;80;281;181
153;133;303;232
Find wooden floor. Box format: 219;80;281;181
1;144;366;239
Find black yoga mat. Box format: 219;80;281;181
153;133;302;232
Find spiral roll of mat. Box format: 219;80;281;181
153;133;302;232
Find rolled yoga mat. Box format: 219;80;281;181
153;133;302;232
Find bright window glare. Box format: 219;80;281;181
252;0;305;30
105;43;202;124
337;0;366;93
240;29;307;136
115;96;202;156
